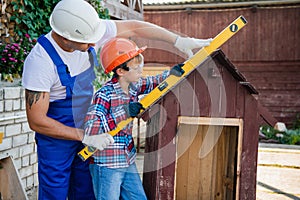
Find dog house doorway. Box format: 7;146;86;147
175;117;243;200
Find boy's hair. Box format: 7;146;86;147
112;54;143;78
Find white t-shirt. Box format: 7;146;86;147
22;20;117;102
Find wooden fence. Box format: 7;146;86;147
142;1;300;126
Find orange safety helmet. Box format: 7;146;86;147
100;38;147;74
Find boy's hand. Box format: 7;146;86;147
82;133;114;151
125;102;144;118
170;63;185;77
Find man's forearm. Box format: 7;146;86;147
115;20;178;44
28;116;84;141
25;89;84;141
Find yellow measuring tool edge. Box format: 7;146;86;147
78;15;247;161
0;132;3;144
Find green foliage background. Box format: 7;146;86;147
1;0;110;85
10;0;110;39
260;114;300;145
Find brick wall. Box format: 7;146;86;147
0;86;38;195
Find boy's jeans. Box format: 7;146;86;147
89;163;147;200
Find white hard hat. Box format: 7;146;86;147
49;0;106;43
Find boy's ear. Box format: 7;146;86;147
116;68;126;76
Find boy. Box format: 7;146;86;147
84;37;184;200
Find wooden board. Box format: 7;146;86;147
0;156;28;200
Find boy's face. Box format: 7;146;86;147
123;56;144;82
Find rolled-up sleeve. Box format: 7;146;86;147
136;70;169;95
84;90;116;136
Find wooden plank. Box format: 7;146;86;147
235;118;244;200
205;59;226;119
243;72;300;84
178;116;243;127
198;125;214;199
250;83;300;91
210;126;221;200
236;82;245;119
223;127;231;199
217;61;238;118
175;124;190;199
178;73;198;116
175;124;199;199
213;126;226;200
235;61;300;72
226;78;246;199
224;127;234;199
222;63;238;118
190;125;208;199
239;94;259;199
259;91;300;106
194;59;211;117
143;110;161;200
225;126;239;199
0;156;28;200
156;93;179;200
260;106;300;124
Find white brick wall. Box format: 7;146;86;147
0;86;38;196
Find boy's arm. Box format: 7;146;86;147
84;92;117;136
137;64;185;95
82;91;116;150
136;70;169;95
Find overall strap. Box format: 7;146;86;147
87;47;99;68
37;35;73;98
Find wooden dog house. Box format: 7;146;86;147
141;50;260;199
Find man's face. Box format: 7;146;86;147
63;38;95;52
70;40;95;52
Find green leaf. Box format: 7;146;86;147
15;18;21;24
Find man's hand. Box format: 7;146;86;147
174;36;213;58
82;133;114;151
170;63;185;77
124;102;144;118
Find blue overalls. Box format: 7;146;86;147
36;35;97;200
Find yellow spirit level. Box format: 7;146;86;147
78;15;248;161
0;132;3;144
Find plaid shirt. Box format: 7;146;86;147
84;70;169;168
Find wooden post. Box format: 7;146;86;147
0;156;28;200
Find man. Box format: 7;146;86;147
22;0;212;199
